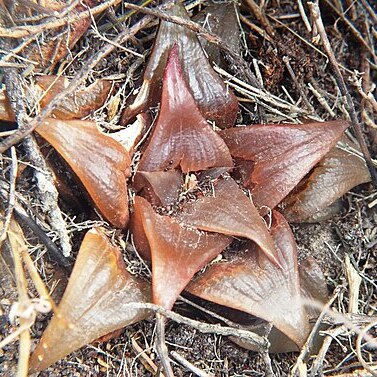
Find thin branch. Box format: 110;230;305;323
124;302;270;351
291;289;340;376
155;313;174;377
244;0;275;36
356;320;377;377
171;351;214;377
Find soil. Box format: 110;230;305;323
1;1;377;376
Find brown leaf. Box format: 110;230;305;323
195;2;240;67
137;45;233;173
0;88;15;122
24;0;97;68
36;76;112;119
187;211;311;350
121;2;238;128
29;228;151;372
178;178;279;266
133;170;183;207
299;257;328;318
282;146;371;222
221;120;349;210
133;196;231;309
110;114;148;156
36;118;131;228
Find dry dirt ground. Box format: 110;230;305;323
1;0;377;376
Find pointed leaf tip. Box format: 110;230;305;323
178;178;280;267
221;120;349;210
138;46;233;173
133;196;231;310
30;228;151;372
36;119;131;228
187;211;311;350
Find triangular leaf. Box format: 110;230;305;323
178;178;279;266
121;2;238;128
282;146;371;222
220;120;349;209
36;118;131;228
137;46;233;173
29;228;151;372
187;211;311;349
134;196;231;309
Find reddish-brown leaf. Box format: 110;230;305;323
137;46;233;173
282;146;371;222
133;170;183;207
187;211;311;350
37;76;112;119
221;120;349;209
36;118;131;228
134;196;232;309
178;178;279;266
121;2;238;128
29;228;151;372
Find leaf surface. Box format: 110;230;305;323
36;118;131;228
30;228;151;372
134;196;231;309
37;76;112;120
137;46;233;173
221;121;349;209
282;146;371;222
187;211;311;349
178;178;279;266
121;2;238;128
133;170;183;207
